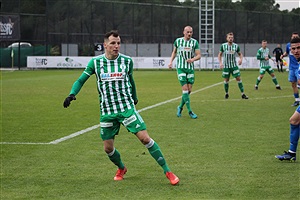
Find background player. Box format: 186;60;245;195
218;32;248;99
63;30;179;185
168;25;201;119
255;40;281;90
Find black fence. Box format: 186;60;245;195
1;0;299;58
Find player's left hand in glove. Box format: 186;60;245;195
63;94;76;108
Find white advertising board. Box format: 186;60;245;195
27;56;289;70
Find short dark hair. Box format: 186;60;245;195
292;32;299;35
104;30;119;41
291;37;300;44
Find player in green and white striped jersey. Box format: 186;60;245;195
255;40;281;90
168;26;201;119
63;30;179;185
218;32;248;99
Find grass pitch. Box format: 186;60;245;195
1;69;299;199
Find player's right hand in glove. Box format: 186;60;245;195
63;94;76;108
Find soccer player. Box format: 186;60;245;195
273;44;284;72
281;32;300;106
168;26;201;119
254;40;281;90
63;30;179;185
218;32;248;99
275;37;300;162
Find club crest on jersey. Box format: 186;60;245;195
100;72;125;81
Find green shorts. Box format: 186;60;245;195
177;68;195;86
259;66;274;75
222;66;241;79
100;108;146;140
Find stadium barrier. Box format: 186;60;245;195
27;56;288;70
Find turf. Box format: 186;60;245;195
1;69;299;199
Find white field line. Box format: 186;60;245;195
0;80;290;145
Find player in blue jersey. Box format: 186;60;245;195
281;32;300;106
276;37;300;162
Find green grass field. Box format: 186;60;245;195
1;69;299;200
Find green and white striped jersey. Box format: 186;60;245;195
84;53;135;115
219;42;241;68
174;37;199;70
256;47;271;67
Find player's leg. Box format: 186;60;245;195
255;68;265;89
185;72;197;118
280;60;283;72
275;108;300;161
177;70;187;117
289;69;300;106
101;117;126;180
135;130;179;185
268;69;281;89
222;68;230;99
233;67;248;99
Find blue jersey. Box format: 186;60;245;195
286;43;299;70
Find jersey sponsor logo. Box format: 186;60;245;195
123;115;137;126
100;72;125;81
100;122;113;127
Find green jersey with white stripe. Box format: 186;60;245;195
219;42;241;68
174;37;199;70
71;53;137;116
256;47;271;67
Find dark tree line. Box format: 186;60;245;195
1;0;299;55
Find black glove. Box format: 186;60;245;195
63;94;76;108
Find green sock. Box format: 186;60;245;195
272;77;279;85
238;81;244;93
256;77;261;86
179;96;185;108
146;139;170;174
182;92;192;112
224;82;229;93
108;148;125;169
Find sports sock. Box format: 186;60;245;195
289;124;300;153
107;148;125;169
294;93;299;101
182;90;192;112
145;139;170;174
224;81;229;93
179;96;185;108
256;77;261;86
238;80;244;93
272;76;279;85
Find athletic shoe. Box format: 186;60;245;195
225;94;229;99
254;85;258;90
177;106;183;117
276;86;282;90
275;151;296;162
114;167;127;181
166;172;180;185
241;94;249;99
189;111;197;119
292;101;299;107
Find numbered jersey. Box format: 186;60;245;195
257;47;271;67
219;42;240;68
174;37;199;70
84;53;135;115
